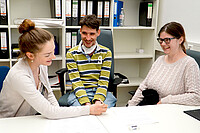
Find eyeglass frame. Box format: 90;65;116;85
157;37;175;44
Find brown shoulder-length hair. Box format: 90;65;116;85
18;19;54;58
158;22;186;53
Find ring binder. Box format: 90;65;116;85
0;29;9;59
87;0;93;15
50;0;62;19
97;0;103;26
80;0;87;20
0;0;8;25
72;0;79;26
71;30;78;48
103;0;110;26
139;2;153;27
66;0;72;26
113;0;123;27
66;29;72;51
66;29;78;51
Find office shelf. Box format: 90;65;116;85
0;59;10;62
114;52;153;59
113;26;155;30
0;25;8;28
10;25;63;29
111;0;160;104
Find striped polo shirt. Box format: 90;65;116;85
66;41;112;105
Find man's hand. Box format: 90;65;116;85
85;102;91;106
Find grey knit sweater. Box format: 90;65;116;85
128;55;200;106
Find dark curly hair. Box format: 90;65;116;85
79;14;101;31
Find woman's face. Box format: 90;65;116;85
159;32;182;55
34;38;56;66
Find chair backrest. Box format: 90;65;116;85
77;29;115;85
0;66;10;92
186;49;200;68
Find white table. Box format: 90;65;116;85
98;104;200;133
0;104;200;133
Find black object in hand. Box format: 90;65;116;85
138;89;159;106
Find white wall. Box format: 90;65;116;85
156;0;200;51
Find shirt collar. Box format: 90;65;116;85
78;40;101;53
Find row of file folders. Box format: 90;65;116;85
53;0;111;26
66;29;79;50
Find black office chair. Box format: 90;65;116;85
186;49;200;67
0;66;10;92
56;29;125;106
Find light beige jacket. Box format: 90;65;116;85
0;58;89;119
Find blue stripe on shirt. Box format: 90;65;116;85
99;76;109;81
79;70;101;75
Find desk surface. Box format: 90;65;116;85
0;104;200;133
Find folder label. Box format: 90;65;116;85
104;1;110;18
113;1;117;26
55;0;61;17
87;1;93;15
1;32;7;50
66;0;72;17
81;1;87;17
97;1;103;18
72;0;78;17
114;2;117;15
147;3;153;19
72;32;77;48
0;0;6;17
66;32;71;49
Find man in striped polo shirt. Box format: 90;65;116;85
63;14;116;108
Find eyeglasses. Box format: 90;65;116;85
157;37;175;44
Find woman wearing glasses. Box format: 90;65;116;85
128;22;200;106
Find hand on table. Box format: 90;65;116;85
90;103;108;115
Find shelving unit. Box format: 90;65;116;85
112;0;159;106
0;0;159;106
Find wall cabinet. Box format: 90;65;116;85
0;0;159;106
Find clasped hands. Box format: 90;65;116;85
87;99;108;115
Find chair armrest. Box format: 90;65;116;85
56;68;68;75
113;77;123;85
109;73;128;97
113;73;129;85
55;68;68;96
